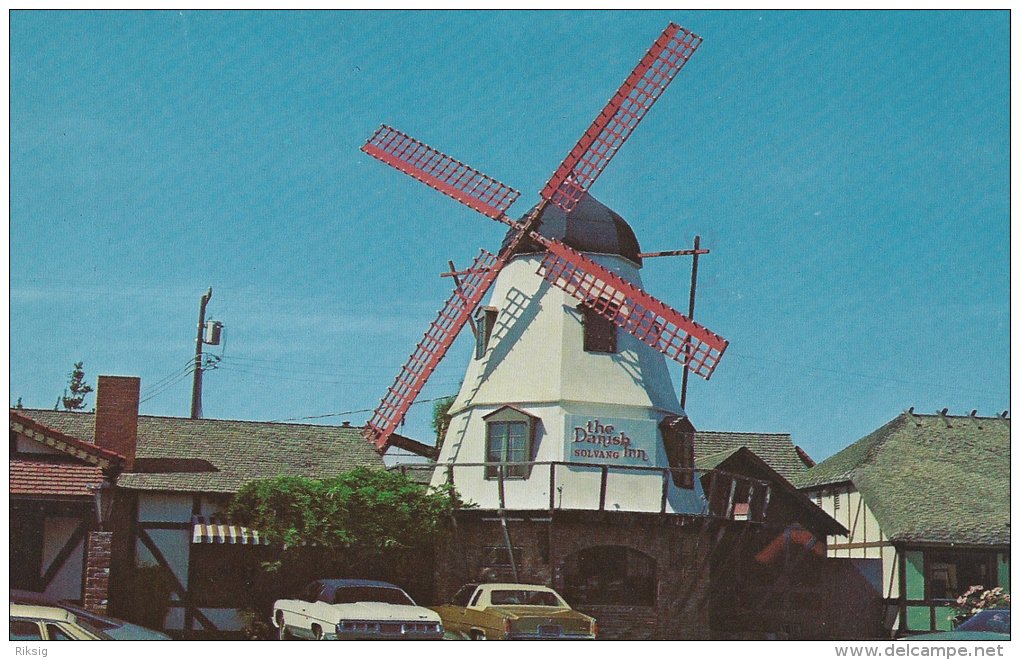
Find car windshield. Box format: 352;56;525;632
332;586;415;606
490;590;564;606
59;605;119;631
63;616;114;640
957;610;1010;634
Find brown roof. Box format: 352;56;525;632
695;431;813;482
10;458;103;498
14;409;386;494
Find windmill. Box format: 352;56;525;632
361;23;727;455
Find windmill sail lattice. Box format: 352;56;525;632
537;239;728;378
541;24;702;214
363;125;521;223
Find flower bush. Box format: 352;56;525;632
951;585;1010;624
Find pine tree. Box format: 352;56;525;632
60;362;94;411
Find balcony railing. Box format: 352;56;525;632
390;461;771;522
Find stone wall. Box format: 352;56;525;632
434;511;712;640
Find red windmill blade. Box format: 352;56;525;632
362;125;521;225
534;238;728;378
540;23;702;214
363;249;502;449
358;131;544;451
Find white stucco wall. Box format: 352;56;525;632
41;516;84;601
137;493;193;523
434;252;706;513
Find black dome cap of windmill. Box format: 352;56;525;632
502;193;643;266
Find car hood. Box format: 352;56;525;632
103;622;173;641
328;603;441;622
485;605;592;622
908;632;1010;641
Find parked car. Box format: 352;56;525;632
909;609;1010;641
272;579;444;640
432;583;596;640
10;602;172;640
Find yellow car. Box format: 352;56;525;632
432;583;596;640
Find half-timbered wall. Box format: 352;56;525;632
806;485;897;594
132;491;247;636
41;516;87;601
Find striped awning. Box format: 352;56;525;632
191;516;271;545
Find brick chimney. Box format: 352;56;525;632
95;376;140;471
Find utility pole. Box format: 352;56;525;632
191;287;212;419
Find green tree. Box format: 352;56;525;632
431;395;456;451
227;467;470;637
59;361;94;411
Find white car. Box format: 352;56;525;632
272;579;443;640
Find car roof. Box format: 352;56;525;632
10;603;77;622
481;583;558;591
315;579;403;589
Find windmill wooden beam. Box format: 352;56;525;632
638;247;710;259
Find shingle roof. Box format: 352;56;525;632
10;458;103;497
792;412;1010;545
695;446;848;538
695;431;813;482
14;410;385;494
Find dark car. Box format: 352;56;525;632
910;609;1010;641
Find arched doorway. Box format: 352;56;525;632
561;545;657;606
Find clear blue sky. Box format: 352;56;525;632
9;10;1010;463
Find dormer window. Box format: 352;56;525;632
475;307;498;359
580;301;618;354
482;405;538;479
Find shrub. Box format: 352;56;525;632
951;585;1010;624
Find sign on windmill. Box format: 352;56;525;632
361;23;728;455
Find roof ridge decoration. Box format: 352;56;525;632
10;410;124;471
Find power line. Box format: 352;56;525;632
214;361;463;388
268;394;456;423
139;364;197;404
219;353;466;375
142;357;199;391
724;350;1002;398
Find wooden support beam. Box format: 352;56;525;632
599;466;609;511
445;260;477;337
637;247;710;258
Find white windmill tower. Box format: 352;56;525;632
361;24;755;521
